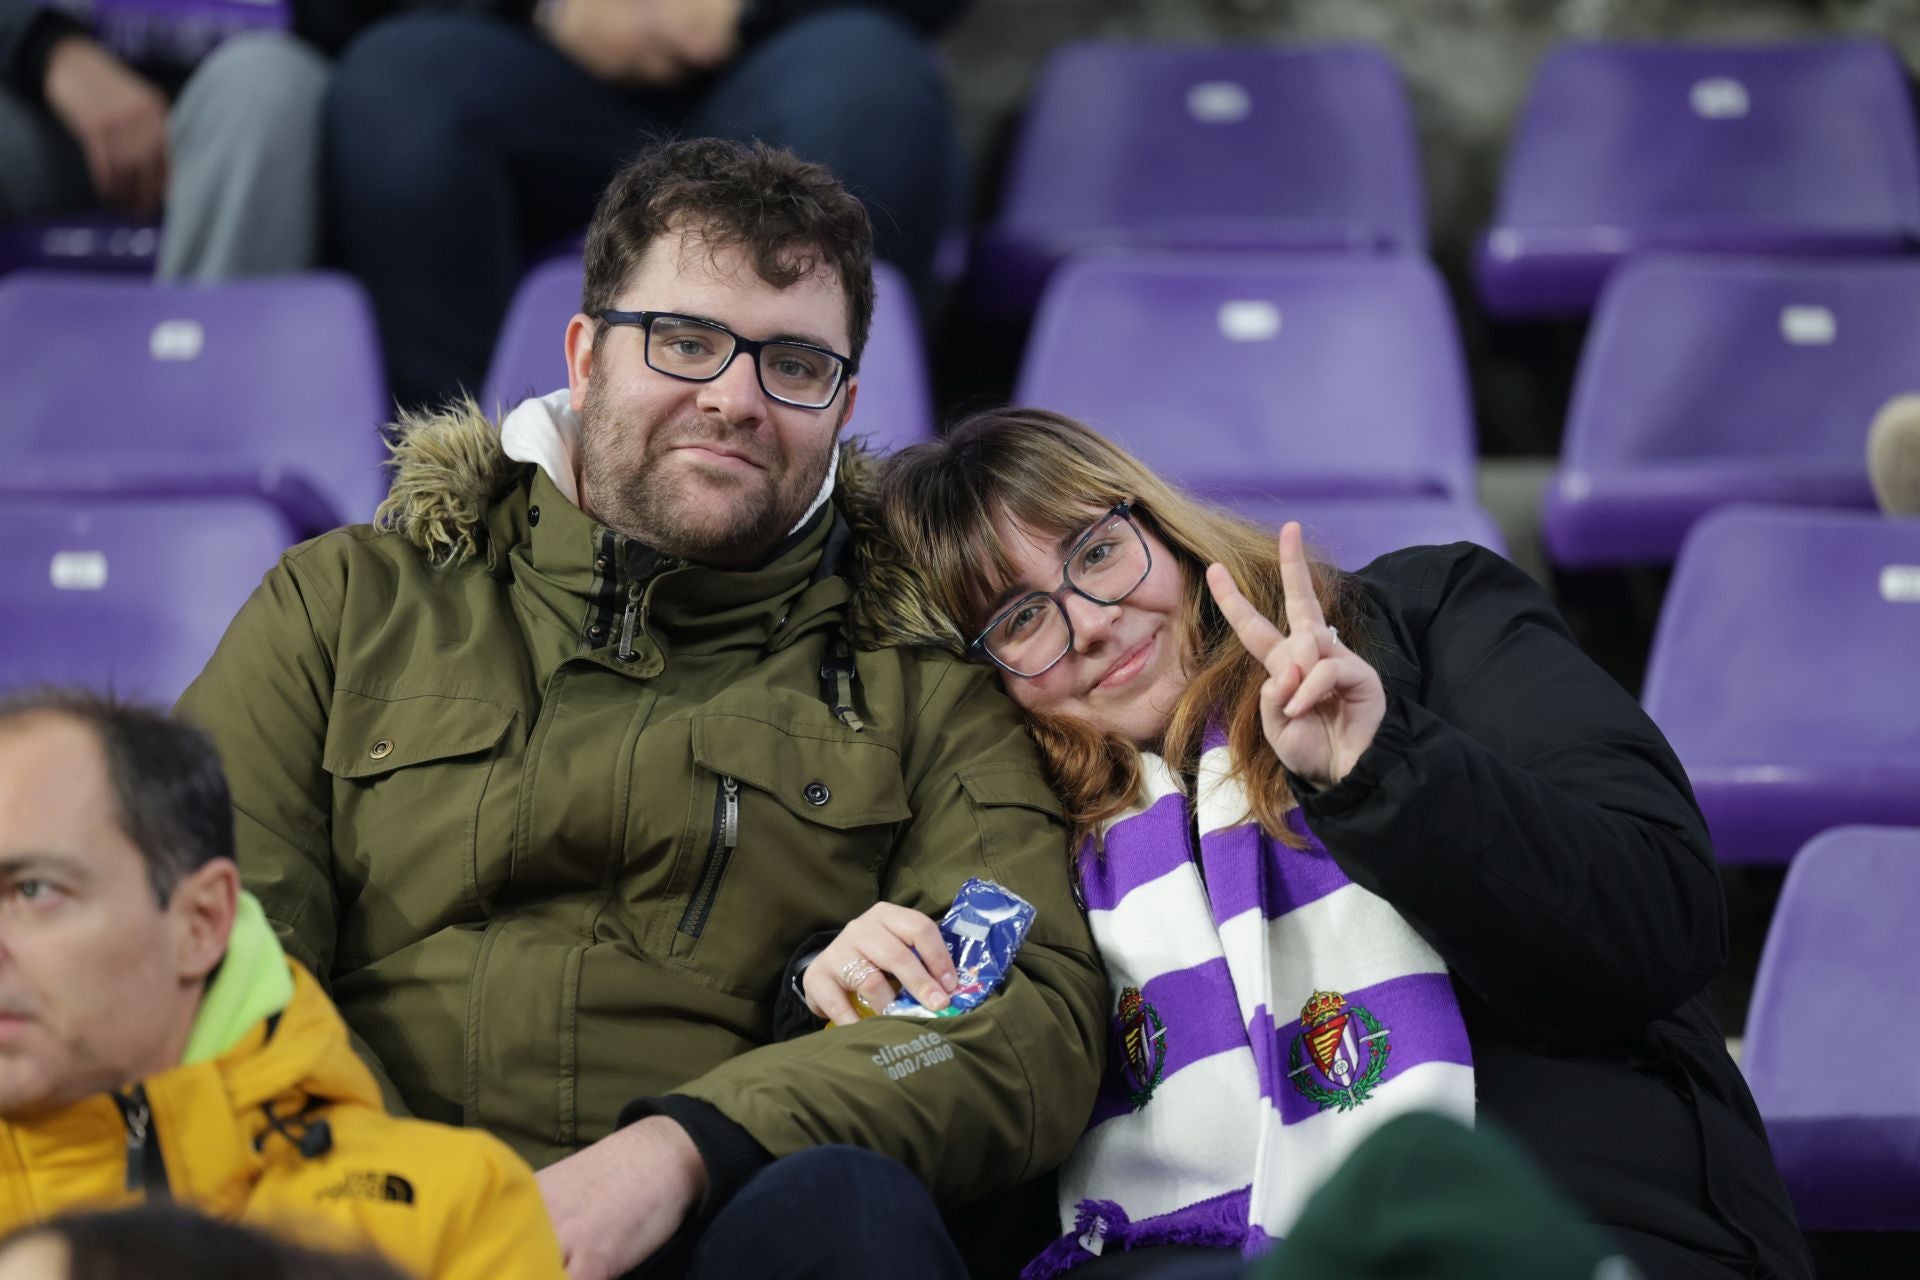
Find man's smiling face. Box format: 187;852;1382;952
569;226;858;565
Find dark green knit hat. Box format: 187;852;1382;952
1256;1112;1642;1280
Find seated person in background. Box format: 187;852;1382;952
323;0;969;410
0;1204;411;1280
178;138;1104;1280
0;0;498;279
812;408;1812;1280
0;690;564;1280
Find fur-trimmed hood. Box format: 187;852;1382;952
374;399;525;569
370;397;918;647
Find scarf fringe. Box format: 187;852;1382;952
1021;1193;1253;1280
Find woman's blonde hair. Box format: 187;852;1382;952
857;407;1365;851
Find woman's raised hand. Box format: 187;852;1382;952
802;902;959;1026
1205;522;1385;788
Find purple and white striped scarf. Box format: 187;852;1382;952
1024;739;1476;1277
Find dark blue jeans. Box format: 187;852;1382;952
324;7;956;409
639;1145;968;1279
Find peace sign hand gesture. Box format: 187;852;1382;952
1205;522;1386;788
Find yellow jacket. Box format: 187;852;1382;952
0;962;565;1279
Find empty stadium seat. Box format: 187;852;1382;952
1742;825;1920;1230
1478;38;1920;317
1641;507;1920;865
1222;498;1508;571
1543;255;1920;567
973;41;1427;315
0;494;287;705
483;256;935;452
1016;252;1475;502
0;271;390;537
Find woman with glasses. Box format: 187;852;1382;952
794;408;1809;1280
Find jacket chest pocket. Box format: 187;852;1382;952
321;689;517;961
663;713;913;999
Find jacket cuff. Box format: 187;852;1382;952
772;928;835;1042
10;13;89;106
617;1093;772;1228
1292;692;1418;821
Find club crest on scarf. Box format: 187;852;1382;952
1113;986;1167;1110
1286;989;1390;1112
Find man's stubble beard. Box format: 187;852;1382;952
577;376;839;566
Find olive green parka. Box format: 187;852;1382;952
176;403;1107;1202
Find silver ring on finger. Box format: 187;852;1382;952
839;958;879;990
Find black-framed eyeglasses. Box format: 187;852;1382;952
969;501;1154;679
598;309;853;410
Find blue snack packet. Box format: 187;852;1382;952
881;878;1036;1019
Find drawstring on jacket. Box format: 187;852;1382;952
804;512;864;733
255;1098;334;1160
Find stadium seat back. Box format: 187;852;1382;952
0;271;390;536
0;495;289;705
1016;252;1474;502
1543;254;1920;566
1743;825;1920;1230
1642;507;1920;864
1478;37;1920;316
975;41;1426;313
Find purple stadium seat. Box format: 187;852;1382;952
1218;498;1507;571
1742;825;1920;1230
974;42;1426;316
0;214;160;278
483;256;935;452
0;271;390;536
0;494;287;704
89;0;290;62
481;257;580;416
1543;255;1920;568
1641;507;1920;865
1016;252;1474;502
1479;38;1920;318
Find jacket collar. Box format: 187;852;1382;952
0;964;379;1218
499;466;850;672
375;401;862;664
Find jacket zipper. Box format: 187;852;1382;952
678;775;740;938
616;580;644;661
111;1085;172;1198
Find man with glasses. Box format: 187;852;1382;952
176;138;1106;1280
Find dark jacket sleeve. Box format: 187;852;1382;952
0;0;87;103
1295;543;1727;1047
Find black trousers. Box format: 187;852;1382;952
638;1145;969;1280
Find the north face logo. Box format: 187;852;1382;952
316;1171;416;1206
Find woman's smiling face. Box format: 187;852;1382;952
978;506;1191;748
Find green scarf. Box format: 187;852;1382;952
182;891;295;1066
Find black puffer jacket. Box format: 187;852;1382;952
1295;543;1810;1280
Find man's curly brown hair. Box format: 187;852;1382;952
581;137;875;371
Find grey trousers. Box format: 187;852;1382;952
0;30;329;280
